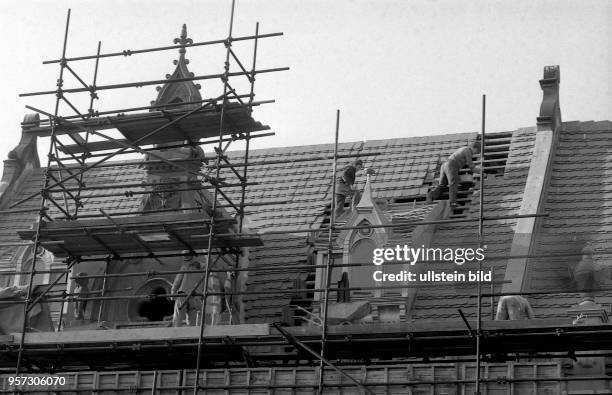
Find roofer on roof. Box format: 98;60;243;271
427;141;481;208
335;159;364;218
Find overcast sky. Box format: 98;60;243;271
1;0;611;176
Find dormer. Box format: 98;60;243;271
335;175;390;298
313;172;447;323
140;25;209;213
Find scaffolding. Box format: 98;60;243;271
0;3;610;395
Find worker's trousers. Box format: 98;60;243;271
335;190;362;218
430;160;460;204
172;295;202;327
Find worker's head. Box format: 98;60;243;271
182;250;195;263
75;272;88;287
352;159;364;170
582;240;595;257
470;141;481;154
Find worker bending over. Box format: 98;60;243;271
335;159;364;218
495;295;535;320
428;141;481;208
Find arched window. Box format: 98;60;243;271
127;278;174;322
349;238;377;295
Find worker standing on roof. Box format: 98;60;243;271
335;159;364;218
428;141;481;208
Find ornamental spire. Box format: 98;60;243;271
174;24;193;56
151;24;202;112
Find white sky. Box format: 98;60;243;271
0;0;611;176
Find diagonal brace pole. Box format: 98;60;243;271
272;323;375;395
11;91;232;210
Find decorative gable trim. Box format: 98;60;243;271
337;176;390;250
0;114;40;209
151;24;202;114
503;65;562;293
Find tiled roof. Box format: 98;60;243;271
410;126;538;320
223;134;478;322
242;233;312;323
312;202;437;250
220;133;477;234
525;120;612;318
0;164;146;269
0;131;480;321
3;122;610;324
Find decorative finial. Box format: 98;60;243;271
151;24;202;112
173;24;193;55
537;65;561;131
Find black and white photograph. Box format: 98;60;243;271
0;1;611;393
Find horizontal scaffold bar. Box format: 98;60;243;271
42;32;284;64
20;67;288;97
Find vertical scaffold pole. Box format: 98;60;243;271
475;94;486;395
73;40;102;220
232;21;259;325
318;109;341;395
238;21;259;234
193;1;236;393
15;8;72;374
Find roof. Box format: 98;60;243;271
526;120;612;317
0;164;146;269
410;126;537;320
2;122;612;325
225;133;476;323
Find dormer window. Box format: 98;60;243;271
334;176;390;301
348;237;377;296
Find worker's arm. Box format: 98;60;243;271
465;150;480;173
341;167;355;186
525;301;535;319
171;266;185;295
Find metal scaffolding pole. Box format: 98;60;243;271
19;67;288;97
7;6;608;395
6;244;612;279
14;9;72;375
318;109;340;394
11;94;234;210
3;3;288;381
475;94;486;395
41;32;283;65
193;2;236;393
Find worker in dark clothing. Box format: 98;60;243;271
335;159;364;218
428;141;481;207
